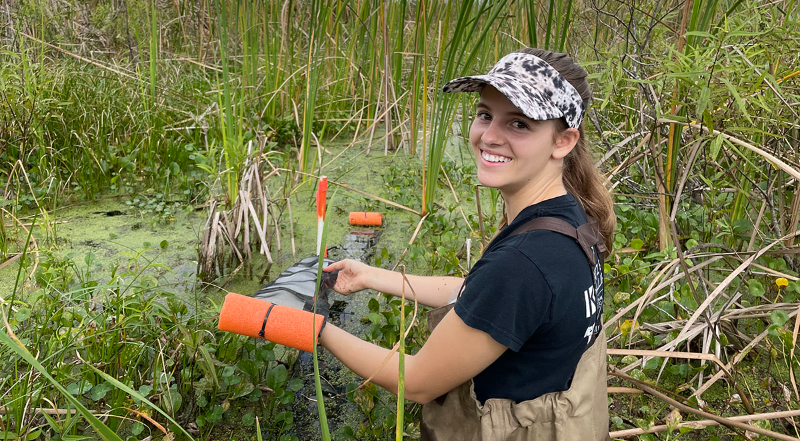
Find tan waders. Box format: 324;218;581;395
420;217;611;441
420;334;609;441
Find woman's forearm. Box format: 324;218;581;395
319;324;410;399
366;267;463;308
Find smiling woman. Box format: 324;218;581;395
216;47;615;441
317;48;616;441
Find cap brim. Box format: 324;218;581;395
441;74;495;93
443;73;565;124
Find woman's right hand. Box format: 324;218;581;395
323;259;372;295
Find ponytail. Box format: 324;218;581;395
513;48;617;251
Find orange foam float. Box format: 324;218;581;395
349;212;383;226
218;293;325;353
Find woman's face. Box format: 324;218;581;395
469;85;569;196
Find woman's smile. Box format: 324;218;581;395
479;150;512;164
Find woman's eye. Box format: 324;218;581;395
476;111;491;121
512;120;529;130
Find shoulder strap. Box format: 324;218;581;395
508;216;607;266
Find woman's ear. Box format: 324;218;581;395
552;128;579;159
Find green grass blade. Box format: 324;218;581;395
396;268;406;440
545;0;555;50
300;34;317;176
557;0;573;52
149;0;157;103
0;329;123;441
525;0;538;47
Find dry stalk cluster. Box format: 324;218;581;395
198;154;290;285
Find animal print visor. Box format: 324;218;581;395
442;53;585;129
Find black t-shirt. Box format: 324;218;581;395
454;193;604;403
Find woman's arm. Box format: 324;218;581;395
319;308;506;404
325;259;463;308
367;267;464;308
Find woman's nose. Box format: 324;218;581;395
481;121;503;146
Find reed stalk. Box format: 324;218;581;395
313;213;332;441
148;0;158;163
395;265;407;440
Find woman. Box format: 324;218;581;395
321;48;615;440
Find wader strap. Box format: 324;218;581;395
510;217;606;265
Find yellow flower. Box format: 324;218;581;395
620;319;640;337
776;278;789;289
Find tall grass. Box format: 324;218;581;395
659;0;744;249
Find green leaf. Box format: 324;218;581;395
164;387;182;414
137;384;153;399
266;365;288;390
748;279;765;297
695;85;710;118
709;134;724;162
644;357;662;371
288;378;303;392
629;238;644;250
669;363;689;376
90;382;113;401
367;312;382;324
770;310;790;327
131;422;144;436
206;405;224;423
67;380;93;396
720;77;753;124
242;412;255;427
160;240;169;250
683;30;714;38
237;359;258;381
13;307;31;322
368;298;380;312
613;292;630;305
197;344;219;387
221;365;236;378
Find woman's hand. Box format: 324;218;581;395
323;259;372;294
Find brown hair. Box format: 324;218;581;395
502;47;617;251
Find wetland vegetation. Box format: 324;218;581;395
1;0;799;440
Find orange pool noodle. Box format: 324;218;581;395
218;293;325;353
349;212;383;226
